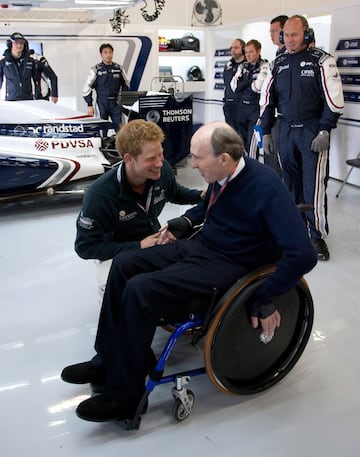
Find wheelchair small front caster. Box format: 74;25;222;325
172;375;194;421
172;389;195;421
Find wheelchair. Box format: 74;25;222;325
123;265;314;430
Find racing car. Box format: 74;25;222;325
0;100;120;202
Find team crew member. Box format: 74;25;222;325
270;15;289;55
74;119;204;301
29;48;58;102
261;15;344;260
62;122;317;422
223;38;246;133
261;15;289;174
83;43;129;136
0;32;58;102
235;39;269;153
260;15;289;112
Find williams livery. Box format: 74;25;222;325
0;100;118;201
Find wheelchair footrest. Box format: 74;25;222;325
121;416;142;431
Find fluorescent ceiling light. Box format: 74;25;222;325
74;0;131;4
71;5;120;9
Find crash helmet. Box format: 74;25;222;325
187;65;204;81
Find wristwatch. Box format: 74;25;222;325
319;130;329;136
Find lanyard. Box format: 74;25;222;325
117;163;153;215
136;186;153;215
206;180;228;217
205;164;238;218
188;177;232;240
188;161;242;240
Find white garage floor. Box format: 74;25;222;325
0;163;359;457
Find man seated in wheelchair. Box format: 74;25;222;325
62;121;317;423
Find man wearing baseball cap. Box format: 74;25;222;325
0;32;58;102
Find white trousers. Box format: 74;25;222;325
94;259;113;304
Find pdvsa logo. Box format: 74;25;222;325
50;140;94;149
35;139;94;151
35;139;49;151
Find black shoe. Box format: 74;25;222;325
311;238;330;261
76;394;147;422
61;361;106;385
91;382;105;394
90;351;158;395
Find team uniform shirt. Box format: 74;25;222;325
234;57;269;152
31;53;58;100
260;47;344;240
0;48;58;101
260;47;344;134
223;57;244;103
222;57;246;132
235;57;269;104
83;61;129;107
75;160;202;261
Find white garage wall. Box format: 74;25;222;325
1;3;358;185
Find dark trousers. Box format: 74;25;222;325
97;98;122;135
277;120;329;240
263;119;282;177
223;101;241;134
95;239;248;400
238;102;259;153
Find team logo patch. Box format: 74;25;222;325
153;189;166;204
277;64;289;74
119;210;137;221
78;215;94;230
301;69;315;77
35;139;49;151
300;61;313;67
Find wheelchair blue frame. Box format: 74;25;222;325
123;315;206;430
122;267;314;431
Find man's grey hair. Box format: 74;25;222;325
211;124;245;160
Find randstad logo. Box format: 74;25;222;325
29;124;85;134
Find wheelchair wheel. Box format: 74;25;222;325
204;266;314;395
172;390;195;421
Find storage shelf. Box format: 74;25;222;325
158;29;206;94
184;81;206;93
159;52;205;57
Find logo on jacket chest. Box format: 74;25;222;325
153;189;165;205
300;61;315;77
118;210;137;222
277;64;289;74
